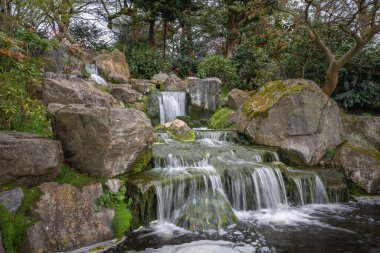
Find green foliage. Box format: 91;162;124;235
70;21;109;50
126;45;163;79
57;165;105;188
14;30;49;57
208;108;235;130
0;187;40;253
97;187;132;240
198;55;240;88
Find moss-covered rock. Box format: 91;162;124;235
208;108;236;130
235;79;345;165
160;119;195;142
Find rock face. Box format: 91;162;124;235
129;79;155;94
334;142;380;194
235;79;345;165
94;49;130;83
25;183;114;253
44;47;81;74
187;77;221;118
164;74;187;91
152;73;169;83
228;88;250;110
0;188;23;213
43;77;117;107
147;91;161;126
105;179;123;193
162;119;195;141
342;114;380;150
49;104;154;178
110;85;143;103
0;132;63;186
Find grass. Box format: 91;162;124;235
56;165;106;188
0;187;40;253
16;117;53;137
112;203;132;240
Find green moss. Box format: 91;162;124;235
125;149;153;175
0;187;40;253
97;85;110;93
17;117;53;137
169;129;195;142
97;187;132;240
242;80;322;120
207;108;235;130
56;165;105;188
347;143;380;163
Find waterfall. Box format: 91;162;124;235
85;64;107;86
158;92;186;124
292;174;329;206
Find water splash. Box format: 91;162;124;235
291;173;329;206
85;64;107;86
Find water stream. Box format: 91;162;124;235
158;92;186;124
85;64;108;86
106;130;379;253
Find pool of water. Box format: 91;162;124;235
105;197;380;253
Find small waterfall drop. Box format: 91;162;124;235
291;174;329;206
85;64;107;86
158;92;186;124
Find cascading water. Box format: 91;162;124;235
85;64;108;86
158;92;186;124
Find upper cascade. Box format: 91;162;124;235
158;91;186;124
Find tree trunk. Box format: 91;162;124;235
163;19;168;64
148;18;156;49
225;8;237;58
323;62;339;96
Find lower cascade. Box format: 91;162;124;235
125;130;348;230
158;91;186;124
85;64;108;86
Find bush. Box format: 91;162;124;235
126;45;163;79
197;55;240;88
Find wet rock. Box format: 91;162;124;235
342;114;380;150
152;73;169;83
161;119;195;141
94;49;130;83
106;179;124;193
110;85;143;103
187;77;222;119
129;79;155;94
235;79;345;165
25;183;114;253
228;88;250;110
147;91;161;126
49;104;154;178
42;77;117;107
0;132;63;187
164;74;187;91
334;142;380;194
0;187;23;213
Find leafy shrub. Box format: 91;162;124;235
197;55;240;88
14;30;49;57
126;45;163;79
70;21;109;50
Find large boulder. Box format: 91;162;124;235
43;47;81;74
49;104;154;177
25;183;114;253
334;142;380;194
42;77;117;107
152;73;169;83
187;77;221;119
0;132;63;186
164;74;187;91
129;79;156;94
342;114;380;150
228;88;250;110
110;85;143;103
94;49;130;83
0;187;23;213
235;79;345;165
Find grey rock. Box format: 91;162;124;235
105;179;124;193
49;104;154;178
25;183;114;253
110;85;143;103
235;79;345;165
152;73;169;83
342;114;380;150
334;142;380;194
0;132;63;187
42;78;117;107
129;79;155;94
164;74;187;91
44;47;82;74
228;88;250;110
0;187;24;213
147;91;161;126
188;77;221;117
94;49;130;83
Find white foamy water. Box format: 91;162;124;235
158;92;186;124
85;64;107;86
